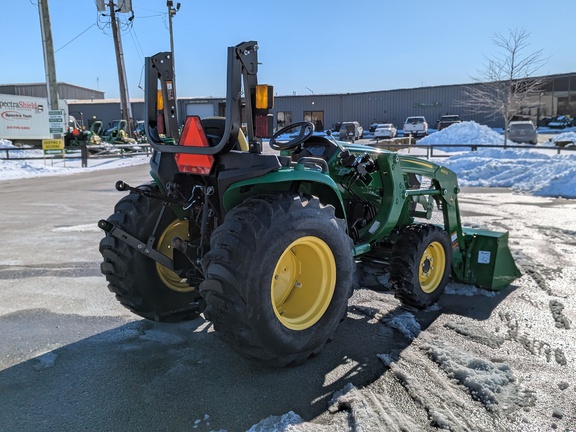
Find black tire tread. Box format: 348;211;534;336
390;224;451;309
200;193;355;367
99;183;203;322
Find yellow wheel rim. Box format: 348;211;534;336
271;236;336;331
155;219;194;293
419;241;446;293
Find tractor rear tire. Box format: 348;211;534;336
200;194;355;367
99;183;204;322
390;224;451;309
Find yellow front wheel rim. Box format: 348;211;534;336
156;219;194;293
419;241;446;293
271;236;336;331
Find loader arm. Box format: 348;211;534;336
351;152;518;289
398;156;520;290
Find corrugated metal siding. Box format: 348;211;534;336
65;72;576;132
0;83;104;100
273;84;500;131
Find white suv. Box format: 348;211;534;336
339;121;364;142
403;116;428;138
507;120;538;144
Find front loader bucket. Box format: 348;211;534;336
458;228;521;291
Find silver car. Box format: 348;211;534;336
507;121;538;144
374;123;397;139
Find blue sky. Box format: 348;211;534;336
2;1;573;100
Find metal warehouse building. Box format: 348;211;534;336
0;82;104;101
9;73;573;134
266;71;575;131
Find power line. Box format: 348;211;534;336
134;13;164;19
128;26;145;65
54;23;97;53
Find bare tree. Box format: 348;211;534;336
461;28;548;145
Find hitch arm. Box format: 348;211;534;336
115;181;186;207
98;219;174;270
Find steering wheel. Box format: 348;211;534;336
269;121;315;150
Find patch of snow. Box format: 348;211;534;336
420;340;526;413
385;311;421;340
246;411;304;432
0;138;149;181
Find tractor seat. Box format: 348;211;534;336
201;116;249;151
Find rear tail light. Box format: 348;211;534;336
175;116;214;175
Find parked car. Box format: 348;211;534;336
547;115;573;129
369;122;382;133
437;114;461;130
339;121;364;142
374;123;397;139
403;116;428;138
507;120;538;144
539;116;554;127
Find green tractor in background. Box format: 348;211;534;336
98;41;520;367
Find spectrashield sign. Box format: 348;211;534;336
0;95;67;142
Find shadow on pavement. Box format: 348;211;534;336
0;283;514;431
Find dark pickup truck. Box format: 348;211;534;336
437;115;461;130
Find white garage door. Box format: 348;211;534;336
185;103;214;118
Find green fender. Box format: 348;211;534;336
221;167;347;219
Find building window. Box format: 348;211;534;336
304;111;324;132
277;111;292;129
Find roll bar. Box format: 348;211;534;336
144;41;260;155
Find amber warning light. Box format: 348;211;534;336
256;84;274;110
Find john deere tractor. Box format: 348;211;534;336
99;41;520;367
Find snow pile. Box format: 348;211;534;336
547;131;576;146
2;140;23;148
0;139;43;158
441;148;576;198
419;121;505;147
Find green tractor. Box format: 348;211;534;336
98;41;520;367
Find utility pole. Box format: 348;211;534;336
37;0;59;111
109;1;134;138
167;1;180;62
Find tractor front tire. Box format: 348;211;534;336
390;224;451;309
200;194;355;367
99;183;204;322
